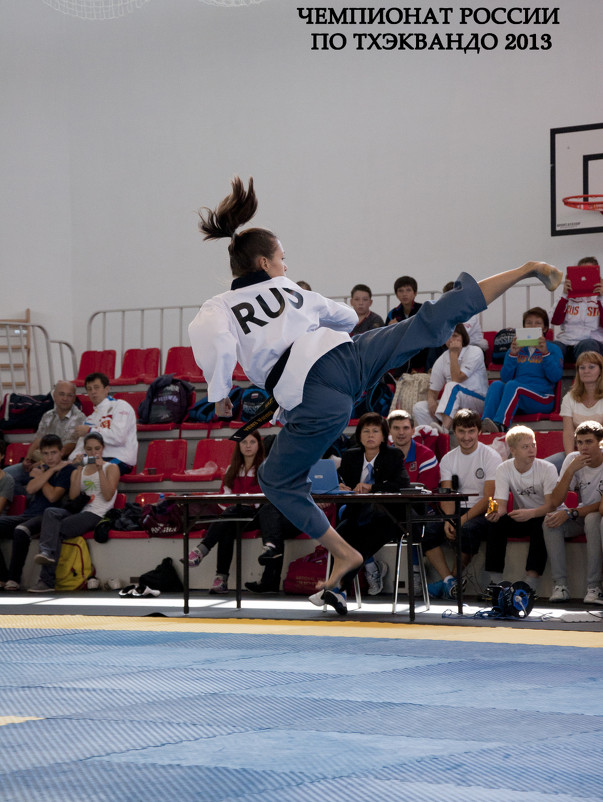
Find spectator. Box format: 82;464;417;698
543;421;603;604
413;323;488;433
485;425;557;595
72;372;138;474
310;412;409;614
4;453;37;497
482;307;563;433
26;432;120;593
183;432;264;594
387;408;445;595
385;275;427;374
428;409;502;599
0;434;73;591
26;381;85;460
349;283;385;335
296;280;312;291
426;281;488;368
552;257;603;363
0;466;14;518
546;351;603;472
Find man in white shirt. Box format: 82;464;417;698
542;420;603;604
485;425;557;595
428;408;502;599
72;372;138;474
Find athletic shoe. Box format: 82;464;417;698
34;552;56;566
4;580;20;591
245;581;279;594
308;589;348;616
481;418;501;434
209;576;228;594
427;580;444;599
180;547;204;567
366;560;388;596
442;577;459;599
131;585;160;597
258;542;283;565
583;587;603;605
549;584;570;602
27;581;55;593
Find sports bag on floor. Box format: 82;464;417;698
283;546;329;595
55;536;94;591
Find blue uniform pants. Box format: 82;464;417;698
258;272;486;538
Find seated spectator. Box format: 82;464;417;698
426;281;488;368
413;323;488;433
385;275;427;374
485;426;557;596
26;381;85;460
26;432;120;593
552;257;603;363
71;372;138;474
546;351;603;472
387;408;446;595
0;435;73;591
349;283;385;335
4;453;37;497
427;409;502;599
543;421;603;605
0;466;14;517
482;307;563;433
183;433;264;594
309;412;409;614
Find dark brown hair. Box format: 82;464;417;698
223;431;265;487
355;412;389;444
523;306;549;331
451;408;482;432
449;323;469;347
198;176;279;278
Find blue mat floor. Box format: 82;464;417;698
1;624;602;801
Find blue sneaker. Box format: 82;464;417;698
442;577;458;599
428;580;444;598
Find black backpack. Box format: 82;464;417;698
491;328;516;363
138;375;194;425
352;375;394;419
240;386;271;422
0;393;53;432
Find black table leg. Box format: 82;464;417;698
236;520;242;609
455;498;463;615
183;505;190;615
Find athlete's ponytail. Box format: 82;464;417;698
198;176;278;277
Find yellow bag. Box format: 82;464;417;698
55;536;94;591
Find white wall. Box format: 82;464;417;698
2;0;603;364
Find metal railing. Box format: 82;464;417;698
0;323;77;398
86;305;200;363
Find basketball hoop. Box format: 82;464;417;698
562;195;603;215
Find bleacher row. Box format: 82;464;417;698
2;340;587;598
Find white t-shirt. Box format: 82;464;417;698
556;296;603;344
494;458;558;510
429;345;489;397
559;393;603;427
559;451;603;507
440;442;502;510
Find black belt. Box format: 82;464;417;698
229;346;292;442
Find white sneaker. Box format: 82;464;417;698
308;589;348;616
583;587;603;605
549;584;570;602
366;560;388;596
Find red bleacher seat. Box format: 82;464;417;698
164;347;204;383
73;350;116;387
514;380;562;424
232;363;249;382
120;439;188;483
76;395;94;416
4;442;32;466
171;438;235;482
534;430;564;459
112;348;161;386
7;495;27;515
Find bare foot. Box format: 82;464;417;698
315;527;363;590
529;261;563;292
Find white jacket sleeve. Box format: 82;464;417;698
316;295;358;332
92;401;136;449
189;300;238;402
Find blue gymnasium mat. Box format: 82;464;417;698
1;626;602;802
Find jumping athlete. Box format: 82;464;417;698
188;176;562;592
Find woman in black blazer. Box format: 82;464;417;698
310;412;409;615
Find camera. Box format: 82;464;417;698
82;456;96;465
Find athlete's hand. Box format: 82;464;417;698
215;397;233;418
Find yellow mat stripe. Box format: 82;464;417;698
1;615;602;648
0;716;43;727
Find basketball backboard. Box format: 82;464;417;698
550;122;603;236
